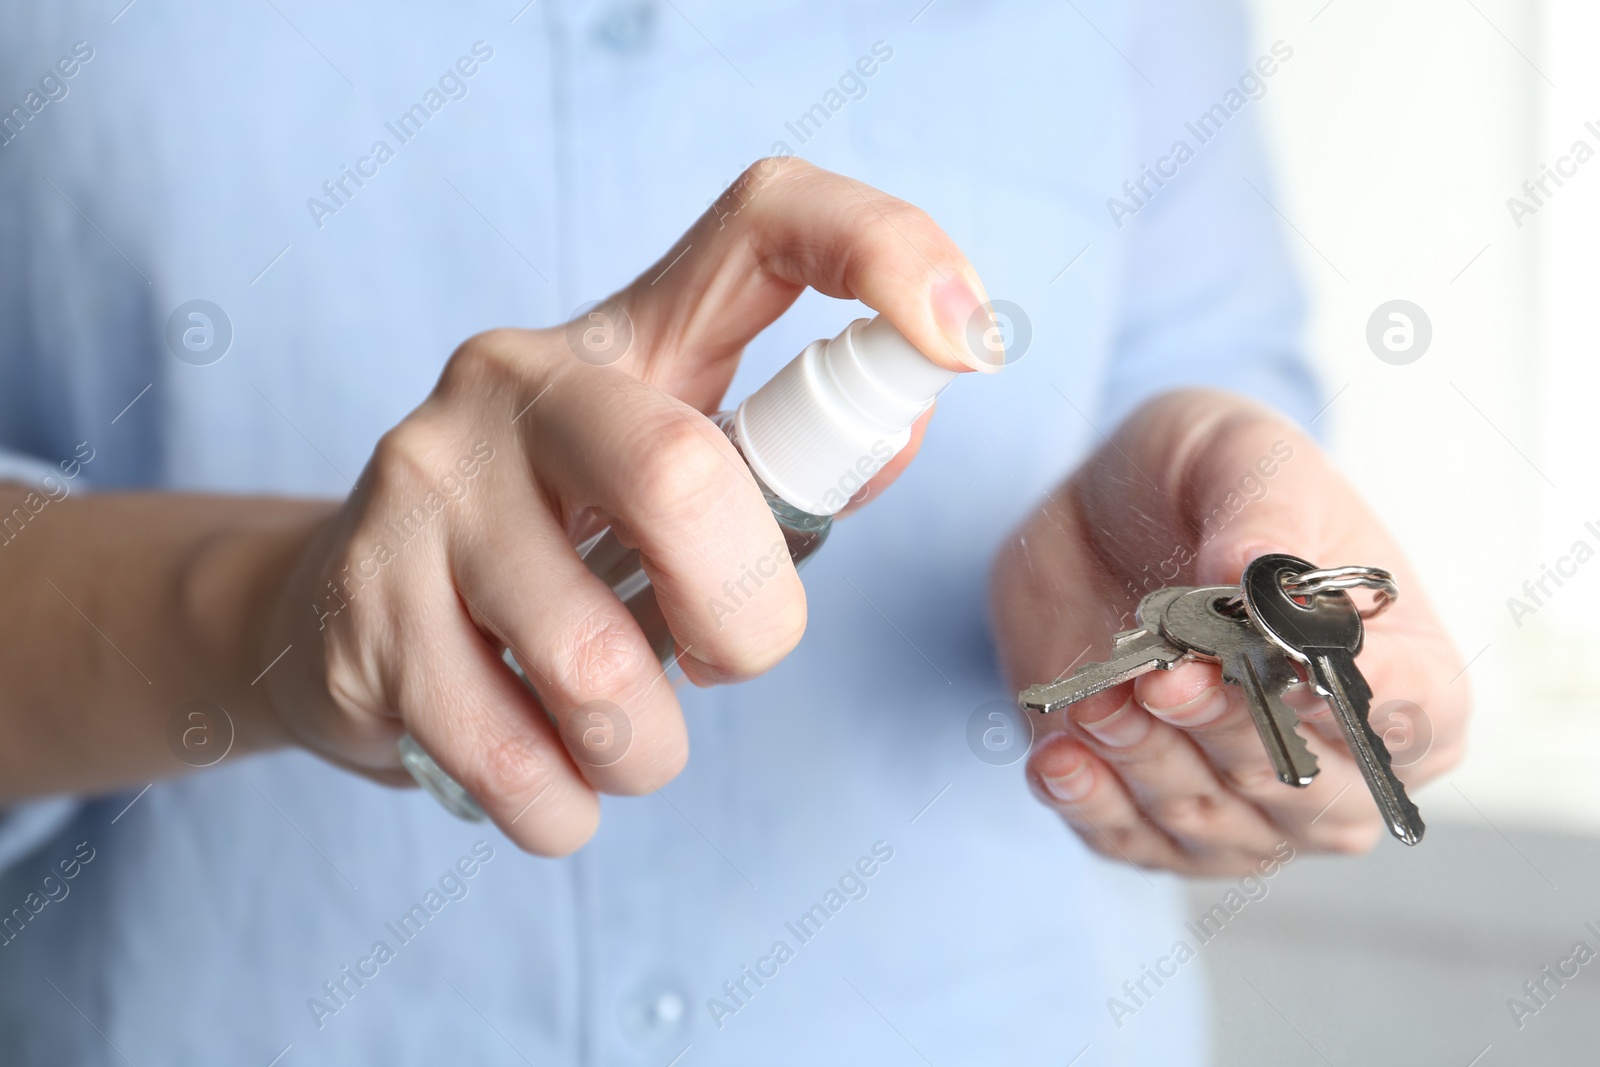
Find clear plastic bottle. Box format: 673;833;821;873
399;315;962;821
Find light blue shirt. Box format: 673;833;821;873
0;1;1315;1063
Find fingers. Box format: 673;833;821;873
1135;658;1323;795
1345;625;1470;784
1066;693;1287;861
1166;414;1470;795
1135;660;1289;793
448;488;688;798
389;577;601;857
1028;735;1189;872
277;159;1006;853
529;366;806;684
995;388;1467;873
617;157;998;408
1134;665;1383;853
1033;694;1378;875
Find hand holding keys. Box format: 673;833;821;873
1019;553;1424;846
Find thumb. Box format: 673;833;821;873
612;158;999;410
1179;422;1321;585
1183;426;1387;598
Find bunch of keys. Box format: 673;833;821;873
1017;553;1424;846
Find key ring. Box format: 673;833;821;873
1282;565;1397;619
1223;563;1398;619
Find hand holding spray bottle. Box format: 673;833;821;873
400;312;993;820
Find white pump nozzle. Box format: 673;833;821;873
733;316;960;517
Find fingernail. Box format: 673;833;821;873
1079;698;1150;748
679;647;737;686
930;276;987;369
1042;760;1093;802
1144;686;1229;728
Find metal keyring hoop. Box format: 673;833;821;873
1222;563;1398;620
1280;565;1398;619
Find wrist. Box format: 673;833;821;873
177;500;336;757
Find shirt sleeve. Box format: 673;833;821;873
1100;0;1322;431
0;445;86;872
0;446;70;488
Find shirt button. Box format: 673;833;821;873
591;1;657;54
618;975;692;1043
652;991;685;1024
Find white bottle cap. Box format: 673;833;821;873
733;316;960;517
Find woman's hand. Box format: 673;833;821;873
989;389;1469;876
259;158;997;855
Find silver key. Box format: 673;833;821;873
1242;553;1424;845
1019;587;1193;714
1159;586;1319;787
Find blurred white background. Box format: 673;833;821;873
1191;3;1600;1062
1246;0;1597;833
